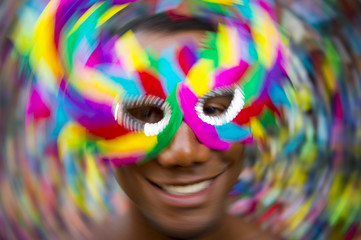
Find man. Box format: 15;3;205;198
19;0;290;239
85;5;286;240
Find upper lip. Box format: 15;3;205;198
145;168;227;187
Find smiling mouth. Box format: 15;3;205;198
161;180;212;195
147;171;225;196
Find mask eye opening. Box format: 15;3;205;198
195;86;245;126
113;95;172;136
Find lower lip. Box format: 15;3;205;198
149;179;218;208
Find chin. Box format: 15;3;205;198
146;209;221;240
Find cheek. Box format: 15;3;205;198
224;144;245;161
113;167;131;192
113;166;142;200
112;165;157;207
222;144;245;175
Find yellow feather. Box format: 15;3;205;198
96;132;157;154
68;2;105;36
203;0;244;5
58;123;87;160
250;117;265;139
85;152;104;206
187;59;214;96
115;31;150;72
287;198;312;231
71;64;124;104
30;0;63;79
97;4;129;27
251;6;279;69
322;63;336;92
217;24;239;67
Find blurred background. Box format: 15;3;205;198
1;0;361;239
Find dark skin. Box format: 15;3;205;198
86;122;281;240
85;31;282;240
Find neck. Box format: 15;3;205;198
125;203;237;240
86;204;278;240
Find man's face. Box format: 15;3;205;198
57;6;287;167
113;31;245;238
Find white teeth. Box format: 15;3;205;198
161;180;211;196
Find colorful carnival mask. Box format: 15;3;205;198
20;0;291;166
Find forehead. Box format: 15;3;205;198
135;31;207;54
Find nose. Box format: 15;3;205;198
157;122;210;167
